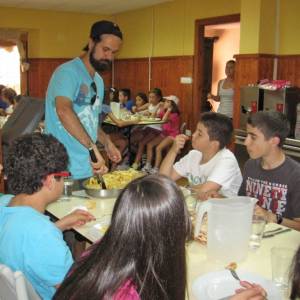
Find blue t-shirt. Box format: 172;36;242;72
0;99;8;109
0;194;13;207
45;57;104;180
125;99;134;111
0;205;73;300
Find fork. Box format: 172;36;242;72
228;268;241;281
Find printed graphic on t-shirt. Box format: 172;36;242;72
187;172;204;185
245;177;287;215
74;84;89;106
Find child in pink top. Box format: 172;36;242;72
142;95;180;174
53;175;193;300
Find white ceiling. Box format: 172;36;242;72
0;0;173;14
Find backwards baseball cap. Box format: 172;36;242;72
83;20;123;51
164;95;180;105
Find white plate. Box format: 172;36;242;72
192;270;282;300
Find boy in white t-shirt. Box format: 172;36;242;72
160;112;242;199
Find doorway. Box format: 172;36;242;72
192;14;240;129
0;44;21;94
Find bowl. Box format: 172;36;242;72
82;179;121;199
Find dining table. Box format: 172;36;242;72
46;190;300;300
103;115;166;164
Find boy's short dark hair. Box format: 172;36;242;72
119;88;131;99
199;112;233;149
247;111;290;147
6;133;69;195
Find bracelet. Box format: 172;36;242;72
276;214;283;224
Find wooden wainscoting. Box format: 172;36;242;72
28;58;112;99
233;54;275;128
28;58;68;98
277;55;300;87
114;58;149;95
114;56;194;129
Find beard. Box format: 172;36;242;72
89;45;112;73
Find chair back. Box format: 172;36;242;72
0;264;41;300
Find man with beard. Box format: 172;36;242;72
45;20;123;182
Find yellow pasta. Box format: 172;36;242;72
86;169;143;190
85;177;101;189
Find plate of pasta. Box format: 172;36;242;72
83;169;144;198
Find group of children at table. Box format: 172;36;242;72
1;108;300;299
101;87;181;173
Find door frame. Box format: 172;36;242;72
191;14;240;129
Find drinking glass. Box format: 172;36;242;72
59;178;74;201
249;215;266;249
271;247;295;290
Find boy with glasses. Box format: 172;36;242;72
0;133;95;299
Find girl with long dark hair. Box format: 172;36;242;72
54;175;192;300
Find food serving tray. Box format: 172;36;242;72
82;179;121;199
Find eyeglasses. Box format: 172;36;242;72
49;171;70;179
91;82;97;105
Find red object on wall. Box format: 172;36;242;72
276;103;284;112
251;101;258;113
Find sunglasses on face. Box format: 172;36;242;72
91;82;97;106
49;171;70;180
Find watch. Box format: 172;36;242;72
276;214;283;224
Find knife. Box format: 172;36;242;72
263;228;292;238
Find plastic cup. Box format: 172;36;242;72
271;247;295;290
185;129;192;137
249;215;266;249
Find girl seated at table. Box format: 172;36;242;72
131;88;164;170
54;175;267;300
109;92;148;169
54;175;193;299
131;92;148;114
142;95;180;174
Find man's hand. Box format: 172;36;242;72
105;141;122;163
171;134;189;154
90;143;108;175
55;209;95;231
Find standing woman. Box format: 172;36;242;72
54;175;192;300
208;60;235;118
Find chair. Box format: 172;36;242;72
0;264;41;300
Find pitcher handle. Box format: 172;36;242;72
194;201;211;238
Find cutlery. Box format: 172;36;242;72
228;268;241;281
263;228;292;238
263;227;282;235
89;147;107;189
96;173;107;189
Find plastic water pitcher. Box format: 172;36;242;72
194;197;257;263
